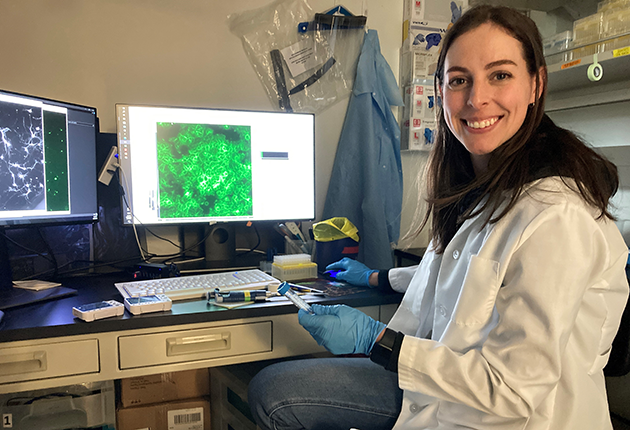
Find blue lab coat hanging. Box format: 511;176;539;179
322;30;404;270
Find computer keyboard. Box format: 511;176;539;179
115;269;281;301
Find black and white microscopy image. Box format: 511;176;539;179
0;102;45;211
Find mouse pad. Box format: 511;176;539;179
293;279;370;297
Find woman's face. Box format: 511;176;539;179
440;23;538;175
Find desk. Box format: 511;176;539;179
0;273;402;395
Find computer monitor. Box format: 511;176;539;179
115;104;315;226
0;89;99;309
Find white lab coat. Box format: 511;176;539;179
387;177;629;430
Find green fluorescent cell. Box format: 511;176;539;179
43;112;69;211
155;122;253;219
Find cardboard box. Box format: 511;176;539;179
120;368;210;408
0;381;115;430
400;49;438;83
401;118;437;151
402;21;450;55
117;397;211;430
403;83;436;120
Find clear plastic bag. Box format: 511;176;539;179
228;0;365;114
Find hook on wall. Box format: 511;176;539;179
587;53;603;82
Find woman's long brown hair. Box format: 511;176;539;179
419;5;618;254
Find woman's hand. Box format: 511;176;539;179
325;258;378;287
298;304;386;355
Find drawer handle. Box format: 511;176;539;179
166;333;231;356
0;351;47;376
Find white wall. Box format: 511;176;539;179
0;0;403;225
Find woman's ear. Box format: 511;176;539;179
538;66;547;98
531;66;546;103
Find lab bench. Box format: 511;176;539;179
0;272;402;395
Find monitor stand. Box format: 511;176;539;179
204;224;236;266
0;232;76;310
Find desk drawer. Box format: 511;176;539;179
118;321;272;369
0;339;99;385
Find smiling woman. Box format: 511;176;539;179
425;5;618;256
246;5;629;430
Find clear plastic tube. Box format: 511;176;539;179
278;282;315;314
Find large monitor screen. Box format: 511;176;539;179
116;104;315;225
0;89;99;227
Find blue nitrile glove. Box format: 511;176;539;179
325;257;378;287
298;304;386;355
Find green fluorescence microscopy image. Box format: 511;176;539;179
156;122;253;219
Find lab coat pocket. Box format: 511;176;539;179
589;347;612;375
453;255;501;327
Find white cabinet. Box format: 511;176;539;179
0;339;99;385
118;321;272;369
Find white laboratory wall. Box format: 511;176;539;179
0;0;403;227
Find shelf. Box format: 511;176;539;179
546;47;630;111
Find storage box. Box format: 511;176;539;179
598;0;630;13
573;12;604;46
315;236;360;273
402;21;450;55
117;397;211;430
603;34;630;52
543;31;572;56
403;82;437;121
401;118;436;151
403;0;467;25
0;380;115;430
400;49;440;83
272;254;318;281
543;31;573;65
120;368;211;408
603;7;630;37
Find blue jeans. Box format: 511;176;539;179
248;357;403;430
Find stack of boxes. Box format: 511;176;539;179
544;0;630;66
399;0;467;151
116;368;211;430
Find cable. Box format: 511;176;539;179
158;228;214;263
145;227;182;250
117;165;148;261
36;227;59;278
117;165;208;262
22;254;145;280
237;223;261;256
236;249;266;255
0;230;57;277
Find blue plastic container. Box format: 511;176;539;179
315;237;359;273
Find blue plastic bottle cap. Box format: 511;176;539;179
278;282;290;295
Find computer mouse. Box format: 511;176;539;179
321;269;341;281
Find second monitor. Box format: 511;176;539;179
116;104;315;226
